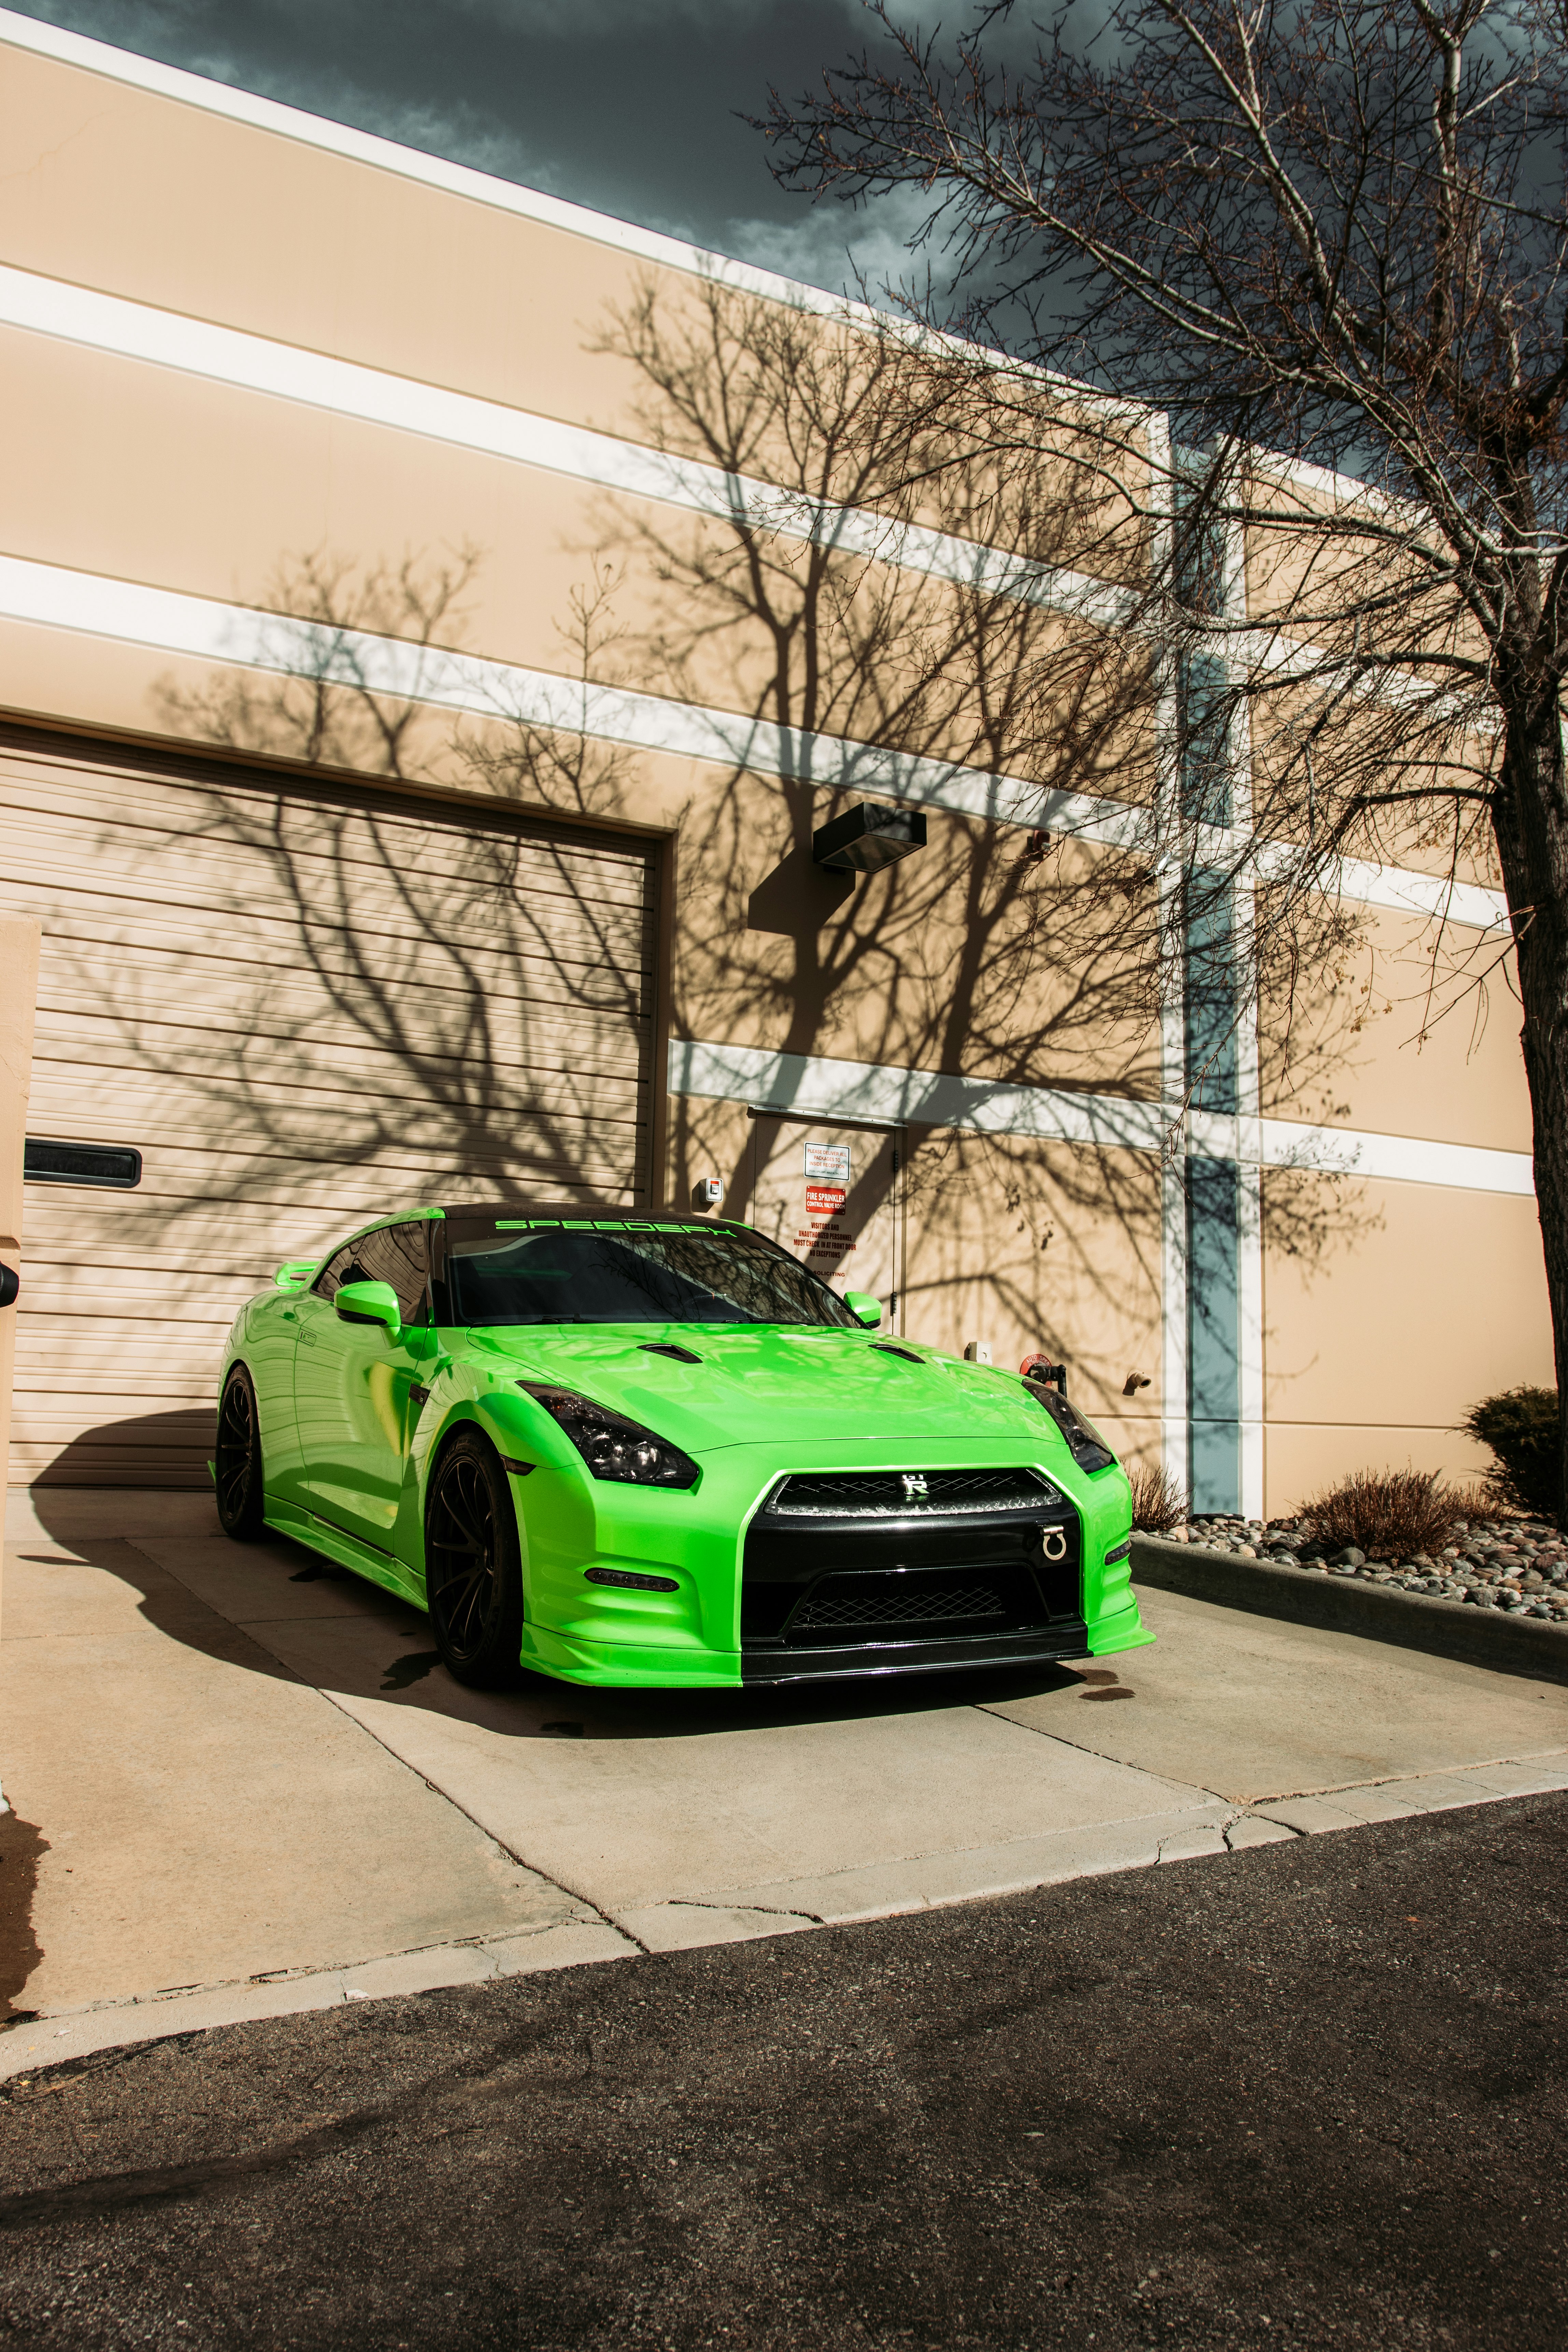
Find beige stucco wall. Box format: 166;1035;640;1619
1260;902;1528;1152
1261;1169;1552;1512
0;918;41;1525
0;21;1549;1504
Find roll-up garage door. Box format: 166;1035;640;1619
0;734;662;1485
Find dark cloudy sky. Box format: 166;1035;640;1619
8;0;948;296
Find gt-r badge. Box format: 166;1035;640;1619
901;1473;928;1501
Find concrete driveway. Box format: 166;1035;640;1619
4;1487;1566;2074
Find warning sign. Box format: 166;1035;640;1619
795;1227;855;1259
804;1141;851;1183
804;1183;847;1218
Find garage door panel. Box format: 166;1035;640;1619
16;1336;258;1374
24;893;656;997
15;846;656;937
10;838;654;954
28;1012;654;1095
2;741;660;1483
3;774;657;899
31;982;656;1061
19;1116;650;1194
17;1143;644;1214
25;1054;652;1129
9;840;656;949
20;1152;646;1234
30;912;658;1016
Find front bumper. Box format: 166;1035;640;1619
508;1438;1144;1688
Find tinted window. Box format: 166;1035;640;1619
312;1241;371;1302
354;1222;432;1325
445;1224;857;1330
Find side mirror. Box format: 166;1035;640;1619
0;1264;17;1309
334;1279;401;1338
273;1260;316;1293
845;1291;882;1329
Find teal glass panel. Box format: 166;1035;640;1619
1186;1156;1241;1515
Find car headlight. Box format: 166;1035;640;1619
1026;1380;1119;1475
519;1386;700;1489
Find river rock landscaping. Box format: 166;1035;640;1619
1159;1513;1568;1618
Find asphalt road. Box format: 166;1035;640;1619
1;1795;1564;2351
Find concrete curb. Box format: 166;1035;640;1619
1133;1534;1568;1684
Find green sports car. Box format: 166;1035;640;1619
213;1203;1150;1688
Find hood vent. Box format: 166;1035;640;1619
639;1342;703;1365
869;1343;924;1365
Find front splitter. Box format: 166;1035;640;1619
740;1621;1091;1684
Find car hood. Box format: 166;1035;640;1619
455;1322;1071;1459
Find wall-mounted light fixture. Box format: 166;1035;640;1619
812;802;927;874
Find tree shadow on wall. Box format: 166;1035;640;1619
101;287;1393;1463
584;278;1381;1408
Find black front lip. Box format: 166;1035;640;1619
740;1623;1091;1683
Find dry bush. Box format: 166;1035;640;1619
1443;1482;1519;1525
1299;1468;1467;1560
1127;1462;1190;1534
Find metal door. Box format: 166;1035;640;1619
749;1117;903;1328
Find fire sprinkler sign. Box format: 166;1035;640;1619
804;1141;851;1182
804;1183;847;1217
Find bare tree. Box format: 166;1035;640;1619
761;0;1568;1502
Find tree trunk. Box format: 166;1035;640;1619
1493;683;1568;1524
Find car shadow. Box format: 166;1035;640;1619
27;1483;1094;1743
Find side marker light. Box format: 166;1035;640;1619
584;1567;680;1593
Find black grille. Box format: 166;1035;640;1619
766;1467;1059;1517
741;1506;1083;1657
793;1575;1011;1631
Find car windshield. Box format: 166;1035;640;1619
445;1223;860;1329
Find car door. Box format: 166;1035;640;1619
291;1220;436;1555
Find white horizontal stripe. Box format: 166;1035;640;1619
1256;1118;1534;1196
674;1040;1534;1196
1248;840;1505;934
0;552;1508;929
0;266;1130;632
672;1040;1168;1153
0;555;1139;841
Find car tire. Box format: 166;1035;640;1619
424;1429;526;1687
215;1365;268;1542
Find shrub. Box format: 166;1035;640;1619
1127;1461;1190;1533
1459;1386;1560;1521
1299;1467;1467;1560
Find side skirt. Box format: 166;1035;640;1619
263;1493;426;1609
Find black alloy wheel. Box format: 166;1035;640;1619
425;1430;526;1687
215;1365;266;1541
